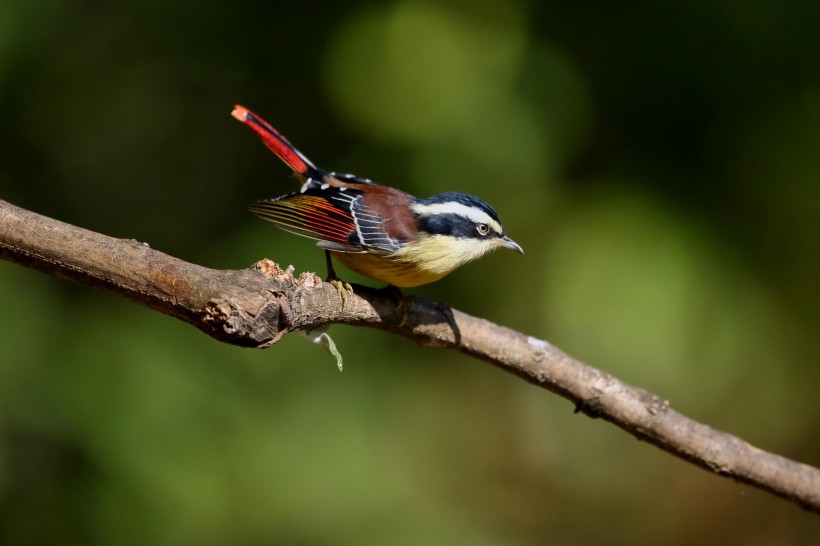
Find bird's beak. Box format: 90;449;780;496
499;235;524;254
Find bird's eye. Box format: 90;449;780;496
476;223;490;236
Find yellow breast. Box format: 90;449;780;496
331;251;446;287
331;233;499;287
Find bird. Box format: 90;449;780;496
232;105;523;305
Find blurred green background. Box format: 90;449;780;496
1;1;819;543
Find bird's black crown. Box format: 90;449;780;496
419;192;501;223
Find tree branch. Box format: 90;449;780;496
1;197;818;512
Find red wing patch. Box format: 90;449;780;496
249;192;358;247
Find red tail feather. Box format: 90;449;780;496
232;105;317;177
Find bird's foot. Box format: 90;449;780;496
324;250;354;308
329;279;354;308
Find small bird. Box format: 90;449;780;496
233;105;523;301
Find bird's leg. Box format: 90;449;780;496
325;250;354;307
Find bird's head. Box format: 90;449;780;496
407;192;523;274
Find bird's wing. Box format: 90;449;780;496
249;186;401;254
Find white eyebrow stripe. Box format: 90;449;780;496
412;202;502;234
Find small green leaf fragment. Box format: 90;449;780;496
300;327;344;372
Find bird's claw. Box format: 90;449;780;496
330;279;354;308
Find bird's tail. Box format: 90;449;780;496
232;105;322;179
